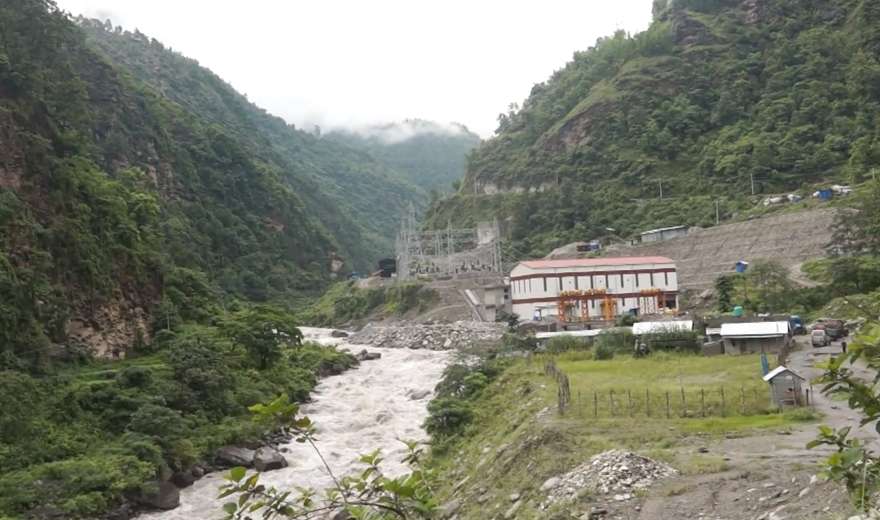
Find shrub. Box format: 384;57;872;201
425;398;473;436
116;366;153;388
545;335;590;353
595;328;634;354
593;342;616;360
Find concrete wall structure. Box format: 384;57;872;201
609;208;840;291
510;256;678;321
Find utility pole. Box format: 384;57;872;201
659;180;664;200
715;199;720;226
750;173;756;195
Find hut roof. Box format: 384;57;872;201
762;366;805;382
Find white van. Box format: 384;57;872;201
811;329;829;347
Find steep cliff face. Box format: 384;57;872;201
426;0;880;259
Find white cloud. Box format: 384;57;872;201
55;0;654;137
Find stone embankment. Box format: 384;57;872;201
349;321;504;350
549;208;840;292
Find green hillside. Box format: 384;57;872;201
78;18;425;270
0;0;419;366
326;120;481;193
425;0;880;257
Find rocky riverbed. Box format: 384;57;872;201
136;327;451;520
349;321;504;351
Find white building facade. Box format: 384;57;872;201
509;256;678;321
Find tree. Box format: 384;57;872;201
834;181;880;255
220;306;302;369
714;274;734;312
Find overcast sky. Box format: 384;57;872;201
55;0;654;137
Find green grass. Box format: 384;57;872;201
429;353;817;519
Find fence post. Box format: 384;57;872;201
666;391;670;419
680;387;686;418
593;391;598;418
701;388;705;418
646;388;650;417
721;387;726;417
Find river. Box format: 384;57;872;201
138;327;451;520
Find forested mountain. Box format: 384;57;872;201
0;1;420;362
326;120;481;193
78;18;425;268
426;0;880;257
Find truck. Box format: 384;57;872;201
811;329;829;347
813;319;848;341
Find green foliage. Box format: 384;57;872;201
593;341;616;360
425;398;476;437
544;334;590;353
425;0;880;258
219;306;302;370
715;275;734;312
594;328;634;358
813;323;880;510
299;281;438;326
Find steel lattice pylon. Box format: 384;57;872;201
395;205;502;280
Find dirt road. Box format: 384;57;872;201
632;337;875;520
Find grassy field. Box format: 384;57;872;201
554;351;783;419
429;352;818;520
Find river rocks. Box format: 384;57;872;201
254;447;288;472
330;330;350;338
132;481;180;510
350;321;503;351
407;388;432;400
170;470;196;488
355;349;382;361
544;450;677;506
215;446;255;468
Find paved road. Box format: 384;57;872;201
786;335;880;450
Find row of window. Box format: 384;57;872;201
511;271;672;297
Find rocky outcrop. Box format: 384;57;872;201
132;481;180;510
350;321;503;351
215;446;255;468
253;447;288;472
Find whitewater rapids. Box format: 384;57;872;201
138;327;451;520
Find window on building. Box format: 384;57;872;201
575;276;579;290
620;273;624;287
605;274;609;287
665;272;669;285
543;277;547;292
650;273;654;287
635;273;640;287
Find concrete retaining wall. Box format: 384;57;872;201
609;208;839;291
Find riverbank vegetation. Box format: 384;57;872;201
297;281;439;327
425;351;817;519
0;306;356;519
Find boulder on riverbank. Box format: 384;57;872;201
132;481;180;510
254;447;288;472
355;349;382;361
331;330;350;338
215;446;255;468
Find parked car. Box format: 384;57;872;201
811;329;829;347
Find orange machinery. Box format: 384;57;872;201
557;289;616;323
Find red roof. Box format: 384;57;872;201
518;256;675;270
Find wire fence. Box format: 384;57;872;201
567;385;808;419
544;365;813;419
